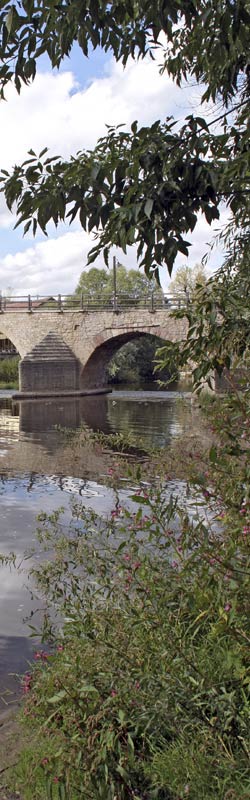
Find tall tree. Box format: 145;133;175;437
75;268;109;299
169;263;207;299
75;264;163;303
0;1;249;281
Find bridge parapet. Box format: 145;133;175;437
0;292;187;314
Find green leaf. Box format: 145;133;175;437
5;7;14;34
144;198;154;219
48;690;67;704
209;445;218;463
130;494;150;505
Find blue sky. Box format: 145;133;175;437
0;42;227;296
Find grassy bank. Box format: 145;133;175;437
0;381;18;389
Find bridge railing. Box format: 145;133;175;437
0;292;188;313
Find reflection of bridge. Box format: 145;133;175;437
0;294;188;396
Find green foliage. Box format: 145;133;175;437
75;265;161;303
156;255;250;390
1;5;250;797
0;1;249;102
0;3;249;276
169;263;207;299
75;267;110;299
0;355;19;384
0;117;236;278
108;335;175;385
13;387;250;799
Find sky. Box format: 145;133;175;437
0;41;228;297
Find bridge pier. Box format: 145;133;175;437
15;332;110;399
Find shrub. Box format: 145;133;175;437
0;355;19;384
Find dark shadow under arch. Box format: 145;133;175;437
80;331;168;389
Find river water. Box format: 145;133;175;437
0;385;204;707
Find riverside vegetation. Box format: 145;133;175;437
1;381;249;800
0;357;19;389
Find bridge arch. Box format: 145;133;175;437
80;328;170;388
0;321;23;357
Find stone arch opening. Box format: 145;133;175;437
0;329;20;388
0;322;23;358
80;330;171;389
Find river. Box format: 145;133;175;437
0;384;205;708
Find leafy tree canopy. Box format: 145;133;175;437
75;264;162;300
0;1;249;281
169;262;207;297
0;1;249;102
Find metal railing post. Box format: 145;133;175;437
81;292;84;310
28;294;32;312
58;294;62;312
150;291;155;313
0;294;2;313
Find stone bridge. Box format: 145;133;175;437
0;306;188;395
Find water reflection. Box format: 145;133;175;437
0;388;195;453
0;386;204;706
17;395;111;441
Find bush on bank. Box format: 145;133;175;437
0;356;19;386
12;387;250;800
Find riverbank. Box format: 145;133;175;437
1;390;249;800
0;405;213;798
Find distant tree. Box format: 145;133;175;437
169;263;207;301
74;264;164;305
75;267;109;299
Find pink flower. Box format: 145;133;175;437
224;602;232;612
111;689;117;697
53;777;59;784
108;468;114;475
57;644;64;652
41;758;49;767
22;672;32;693
35;650;48;660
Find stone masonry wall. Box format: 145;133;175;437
0;309;188;389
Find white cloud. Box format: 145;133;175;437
0;52;228;294
0;54;187;170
